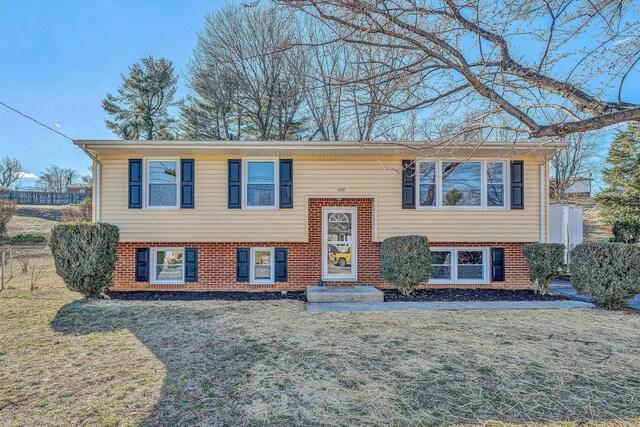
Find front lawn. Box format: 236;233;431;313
1;282;640;426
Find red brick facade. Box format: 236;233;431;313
111;198;532;291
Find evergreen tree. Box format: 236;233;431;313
102;56;178;140
595;123;640;223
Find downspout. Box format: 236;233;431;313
80;144;101;222
539;162;546;243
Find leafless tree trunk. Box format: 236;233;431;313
281;0;640;140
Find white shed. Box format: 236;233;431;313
549;204;583;263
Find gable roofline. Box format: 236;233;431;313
74;139;567;158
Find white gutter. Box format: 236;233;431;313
80;144;101;222
539;163;546;243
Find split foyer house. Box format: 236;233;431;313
75;140;564;291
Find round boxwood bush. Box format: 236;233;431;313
570;242;640;310
523;243;566;294
381;235;431;296
50;222;119;298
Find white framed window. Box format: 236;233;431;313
419;161;437;207
250;247;275;284
416;159;508;209
151;248;185;284
243;159;278;209
145;158;180;209
429;248;489;284
486;161;506;207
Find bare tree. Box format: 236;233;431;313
0;157;23;189
185;4;308;140
281;0;640;140
549;133;600;199
37;165;78;192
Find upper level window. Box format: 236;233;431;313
419;162;437;207
417;160;507;209
442;161;481;207
486;162;505;207
147;160;179;208
245;160;277;208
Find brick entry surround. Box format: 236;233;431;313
111;198;531;291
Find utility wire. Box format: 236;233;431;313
0;100;75;141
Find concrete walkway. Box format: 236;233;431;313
307;300;594;312
550;280;640;310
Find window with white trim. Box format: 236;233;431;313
429;248;489;283
417;160;507;209
442;161;482;206
152;248;184;284
419;161;437;207
244;160;277;208
146;159;179;208
486;161;505;207
250;247;274;284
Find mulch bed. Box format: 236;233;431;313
107;290;307;301
384;288;570;302
108;288;569;303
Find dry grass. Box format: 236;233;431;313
1;272;640;426
5;214;57;239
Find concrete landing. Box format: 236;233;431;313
306;286;384;303
307;300;594;312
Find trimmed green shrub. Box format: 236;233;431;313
49;222;119;298
10;234;46;244
611;217;640;244
523;243;566;294
381;235;431;296
570;242;640;310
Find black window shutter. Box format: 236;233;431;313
402;160;416;209
511;160;524;209
491;247;505;282
129;159;142;208
181;159;194;209
274;248;288;282
135;248;149;282
236;248;250;282
228;159;242;209
185;248;198;282
279;159;293;208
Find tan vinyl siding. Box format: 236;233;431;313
98;155;544;243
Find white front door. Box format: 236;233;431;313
322;207;357;281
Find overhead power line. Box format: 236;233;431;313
0;100;75;141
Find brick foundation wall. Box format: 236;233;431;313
111;198;532;291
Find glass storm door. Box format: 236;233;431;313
322;207;357;280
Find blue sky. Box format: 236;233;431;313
0;0;224;184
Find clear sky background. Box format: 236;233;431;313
0;0;224;185
0;0;637;190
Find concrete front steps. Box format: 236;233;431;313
306;285;384;303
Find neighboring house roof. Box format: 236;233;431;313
75;140;567;157
566;178;592;194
